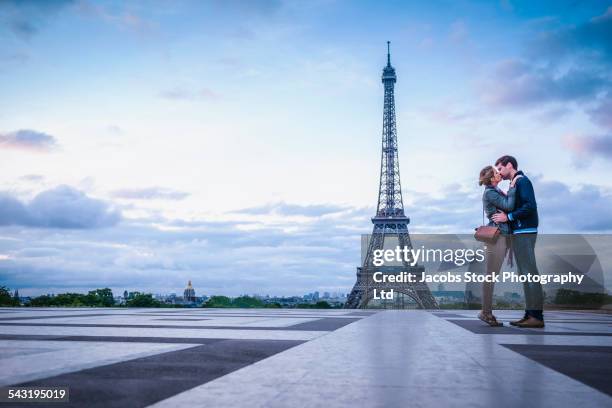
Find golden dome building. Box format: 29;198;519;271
183;280;196;303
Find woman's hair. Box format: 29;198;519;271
479;165;496;186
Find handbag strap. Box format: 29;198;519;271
482;196;486;226
482;200;485;226
482;188;496;226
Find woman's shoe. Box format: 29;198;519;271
478;312;503;327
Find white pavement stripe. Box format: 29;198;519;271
148;310;612;408
0;340;196;387
0;325;327;341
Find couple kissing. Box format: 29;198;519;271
477;155;544;328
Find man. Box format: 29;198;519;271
491;155;544;328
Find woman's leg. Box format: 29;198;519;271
482;237;507;315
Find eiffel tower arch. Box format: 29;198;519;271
345;42;438;309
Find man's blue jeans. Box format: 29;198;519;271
512;233;544;321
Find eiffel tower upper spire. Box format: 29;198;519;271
382;41;396;83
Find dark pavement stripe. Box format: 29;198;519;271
142;313;361;318
446;319;612;336
1;312;363;319
0;317;360;331
346;311;380;316
0;334;226;344
0;313;112;321
287;317;360;331
502;344;612;396
431;313;467;318
5;339;303;408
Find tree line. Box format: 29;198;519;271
0;287;336;308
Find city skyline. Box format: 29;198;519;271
1;1;612;296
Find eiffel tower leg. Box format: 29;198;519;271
345;232;385;309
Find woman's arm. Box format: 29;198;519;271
485;187;516;212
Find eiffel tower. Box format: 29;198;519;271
345;42;438;309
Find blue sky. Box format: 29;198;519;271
1;0;611;296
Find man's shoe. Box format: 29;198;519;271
515;317;545;328
509;317;528;326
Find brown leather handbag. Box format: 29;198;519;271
474;225;500;243
474;203;500;244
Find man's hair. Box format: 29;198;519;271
495;155;518;170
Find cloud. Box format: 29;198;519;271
563;133;612;163
106;125;123;135
217;57;244;68
158;87;220;101
468;7;612;185
481;59;608;108
76;1;152;33
529;6;612;63
210;0;283;17
0;129;58;152
0;52;29;68
0;0;74;40
235;202;352;217
0;213;363;296
2;177;612;296
533;106;572;123
537;179;612;231
111;187;190;200
449;20;468;43
0;185;121;229
588;94;612;130
19;174;45;182
480;7;612;110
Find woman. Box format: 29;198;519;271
478;165;521;326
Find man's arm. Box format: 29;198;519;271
508;177;537;222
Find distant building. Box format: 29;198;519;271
184;280;196;302
431;290;465;304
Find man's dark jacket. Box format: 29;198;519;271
509;171;539;232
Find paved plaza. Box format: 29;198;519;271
0;308;611;407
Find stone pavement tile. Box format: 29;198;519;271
0;313;112;321
0;340;195;386
445;319;612;336
4;339;302;408
0;324;324;340
1;314;319;327
487;335;612;347
266;383;612;408
502;344;612;396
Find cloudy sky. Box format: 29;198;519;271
1;0;611;297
